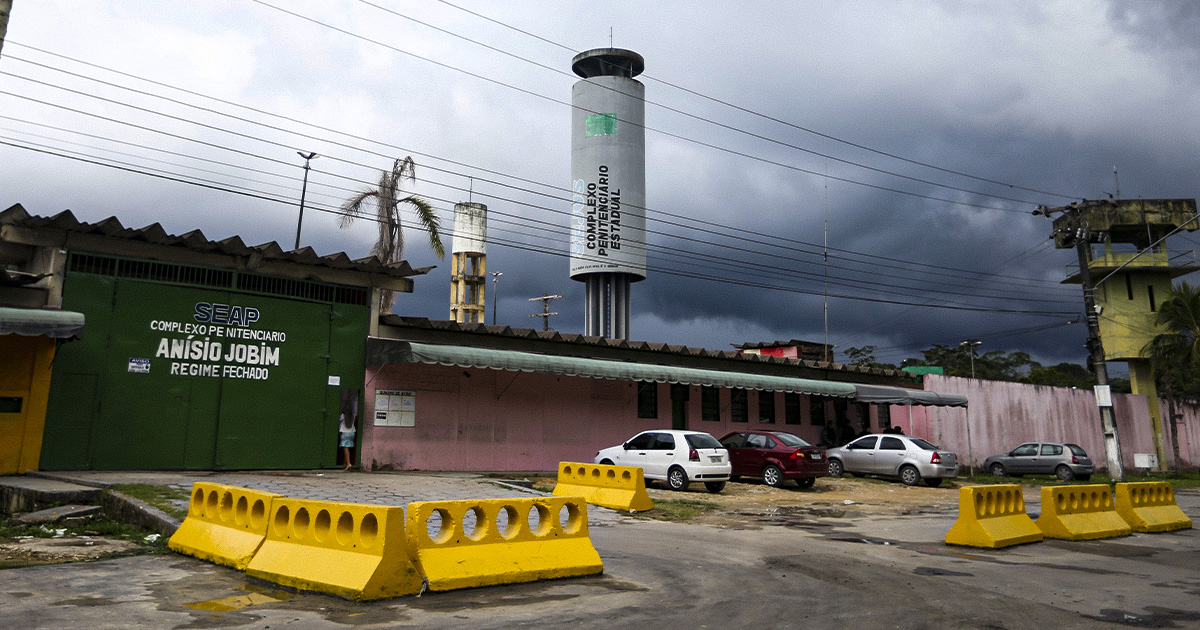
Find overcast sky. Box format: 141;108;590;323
3;1;1199;367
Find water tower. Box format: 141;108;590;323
569;48;647;339
449;201;487;324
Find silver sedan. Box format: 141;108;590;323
983;442;1094;481
826;433;959;487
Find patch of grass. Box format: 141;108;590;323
637;498;719;522
111;483;190;520
1;507;170;569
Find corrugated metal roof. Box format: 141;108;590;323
1;204;433;279
369;340;859;398
380;316;912;380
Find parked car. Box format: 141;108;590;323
825;433;958;487
595;430;731;493
718;430;826;488
983;442;1094;481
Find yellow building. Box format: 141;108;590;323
1055;199;1199;467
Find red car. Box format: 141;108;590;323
718;430;827;488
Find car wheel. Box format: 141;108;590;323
762;464;784;487
827;459;844;477
924;478;943;488
599;459;614;466
795;476;816;489
667;466;689;491
989;463;1007;477
1055;465;1075;482
704;481;726;493
899;465;921;486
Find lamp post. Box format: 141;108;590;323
490;272;502;325
293;151;318;250
960;339;981;379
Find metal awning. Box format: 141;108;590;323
368;339;858;398
0;307;85;339
853;384;968;407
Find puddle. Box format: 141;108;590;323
913;566;973;577
1083;607;1200;628
185;583;296;612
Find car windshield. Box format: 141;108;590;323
685;434;723;449
771;432;811;447
909;437;938;451
1066;443;1088;457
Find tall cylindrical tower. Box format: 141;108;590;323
449;201;487;324
570;48;647;339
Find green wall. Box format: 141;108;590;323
41;254;368;470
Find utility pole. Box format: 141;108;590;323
293;151;317;250
528;294;562;331
490;272;502;325
1035;204;1125;482
959;339;981;379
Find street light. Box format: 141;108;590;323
960;339;982;379
490;272;502;325
293;151;318;250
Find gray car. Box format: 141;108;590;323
983;442;1094;481
825;433;959;487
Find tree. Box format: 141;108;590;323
843;346;898;370
1143;280;1200;469
901;344;1040;381
1023;362;1094;389
338;156;443;313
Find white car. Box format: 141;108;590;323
595;429;731;493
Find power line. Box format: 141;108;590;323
0;59;1072;295
429;0;1081;202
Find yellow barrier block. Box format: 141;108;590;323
1115;482;1193;533
168;482;281;570
244;498;422;600
945;484;1043;548
407;496;604;591
1036;484;1132;540
552;462;654;512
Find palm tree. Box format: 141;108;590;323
1143;280;1200;470
338;156;443;313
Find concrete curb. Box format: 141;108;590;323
100;490;181;537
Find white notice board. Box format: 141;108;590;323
374;389;416;427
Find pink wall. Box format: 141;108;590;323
361;364;883;472
901;374;1200;471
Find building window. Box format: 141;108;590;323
701;386;720;422
810;397;826;425
784;393;801;424
1149;285;1157;312
637;382;658;419
731;389;748;422
856;402;870;430
759;392;775;424
878;404;891;431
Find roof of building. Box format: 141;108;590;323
733;339;830;350
378;316;911;381
1;204;433;279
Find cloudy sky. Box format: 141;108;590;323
2;1;1199;367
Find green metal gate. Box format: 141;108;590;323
41;253;369;470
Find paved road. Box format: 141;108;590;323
2;473;1198;629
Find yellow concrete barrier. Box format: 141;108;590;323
1115;482;1193;533
168;482;281;570
244;498;422;600
945;484;1043;548
552;462;654;512
406;496;604;591
1036;484;1132;540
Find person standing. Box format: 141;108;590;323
338;412;356;471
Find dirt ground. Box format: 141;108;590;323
659;476;962;526
0;536;143;567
